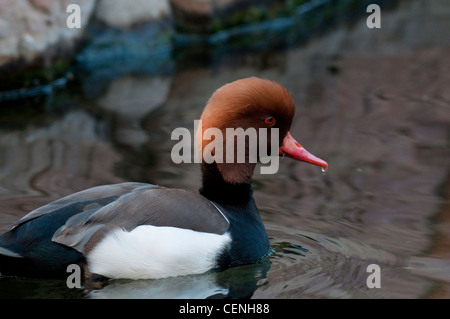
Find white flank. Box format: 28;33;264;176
87;225;231;280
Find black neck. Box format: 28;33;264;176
199;162;253;206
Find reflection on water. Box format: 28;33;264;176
1;0;450;298
89;259;271;299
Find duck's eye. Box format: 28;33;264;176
265;116;276;126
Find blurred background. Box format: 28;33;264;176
0;0;449;298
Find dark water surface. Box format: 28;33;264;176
0;0;449;298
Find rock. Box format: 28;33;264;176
170;0;253;32
18;33;38;62
171;0;212;16
0;0;176;68
95;0;172;28
29;0;54;13
0;0;96;67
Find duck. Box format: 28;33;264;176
0;77;328;281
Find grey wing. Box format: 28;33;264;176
52;187;230;255
8;182;155;230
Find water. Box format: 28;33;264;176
0;0;449;298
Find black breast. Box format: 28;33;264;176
216;199;270;268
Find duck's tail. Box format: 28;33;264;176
0;231;85;279
0;242;20;278
0;233;23;276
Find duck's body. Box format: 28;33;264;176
0;181;267;280
0;77;327;280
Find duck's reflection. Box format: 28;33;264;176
88;258;271;299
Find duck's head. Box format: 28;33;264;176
196;77;328;185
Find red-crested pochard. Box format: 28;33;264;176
0;77;327;281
